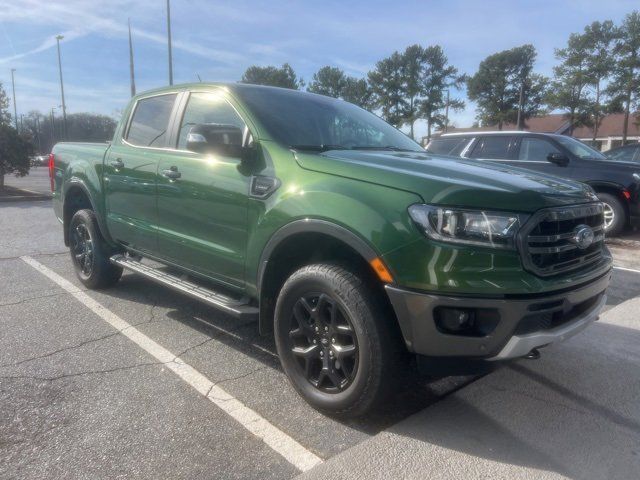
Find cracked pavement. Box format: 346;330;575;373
3;197;640;479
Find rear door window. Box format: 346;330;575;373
469;136;514;160
126;94;177;147
426;137;470;156
517;137;561;161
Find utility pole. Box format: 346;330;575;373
50;108;56;147
128;18;136;97
166;0;173;85
10;68;17;130
55;35;68;140
444;89;450;134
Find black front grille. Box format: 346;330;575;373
519;204;605;277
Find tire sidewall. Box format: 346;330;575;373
274;267;382;414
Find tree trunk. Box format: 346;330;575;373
409;97;415;139
427;120;432;142
569;110;575;136
0;174;4;190
623;61;634;144
623;91;631;145
592;81;600;144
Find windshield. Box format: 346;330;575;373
554;136;606;160
235;87;423;152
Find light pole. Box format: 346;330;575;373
128;18;136;97
10;68;17;130
166;0;173;85
55;35;68;140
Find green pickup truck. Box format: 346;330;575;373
50;83;611;416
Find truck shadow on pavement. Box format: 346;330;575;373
104;272;483;435
367;320;640;479
102;270;640;478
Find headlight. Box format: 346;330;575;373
408;204;526;249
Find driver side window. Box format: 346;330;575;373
177;91;247;151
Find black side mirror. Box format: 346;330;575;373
186;123;247;158
547;152;569;166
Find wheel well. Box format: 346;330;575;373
591;185;629;222
63;186;93;246
258;232;395;335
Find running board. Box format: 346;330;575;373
110;254;258;320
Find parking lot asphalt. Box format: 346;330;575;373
2;192;640;479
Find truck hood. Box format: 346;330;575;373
295;150;597;213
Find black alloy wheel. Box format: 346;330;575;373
287;292;358;392
71;222;94;279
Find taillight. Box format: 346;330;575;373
48;153;55;192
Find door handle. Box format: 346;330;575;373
110;158;124;169
162;166;181;180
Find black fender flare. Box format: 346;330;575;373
256;219;381;333
62;179;113;246
585;180;628;195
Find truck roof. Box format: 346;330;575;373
131;82;331;101
440;131;533;137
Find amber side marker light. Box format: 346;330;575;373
370;257;394;283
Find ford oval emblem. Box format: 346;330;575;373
571;225;595;249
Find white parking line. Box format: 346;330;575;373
20;256;322;473
614;265;640;275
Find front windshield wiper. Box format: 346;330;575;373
350;145;422;152
289;144;347;152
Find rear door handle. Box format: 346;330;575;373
110;158;124;169
162;166;181;180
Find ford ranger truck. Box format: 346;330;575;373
50;84;611;416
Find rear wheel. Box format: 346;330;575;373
69;209;122;289
597;192;625;236
274;263;400;416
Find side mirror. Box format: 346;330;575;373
547;152;569;166
186;123;247;158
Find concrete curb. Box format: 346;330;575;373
0;186;52;203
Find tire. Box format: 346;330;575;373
69;209;122;289
597;192;625;236
274;263;400;417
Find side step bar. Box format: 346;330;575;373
110;254;259;320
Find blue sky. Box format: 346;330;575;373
0;0;637;139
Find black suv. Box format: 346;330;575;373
427;131;640;235
605;143;640;163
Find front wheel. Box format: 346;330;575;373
597;193;626;236
274;264;400;417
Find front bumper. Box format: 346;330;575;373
385;269;611;360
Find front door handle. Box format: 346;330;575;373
110;158;124;169
162;166;181;180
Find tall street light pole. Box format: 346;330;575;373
10;68;18;130
128;18;136;97
166;0;173;85
55;35;68;140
